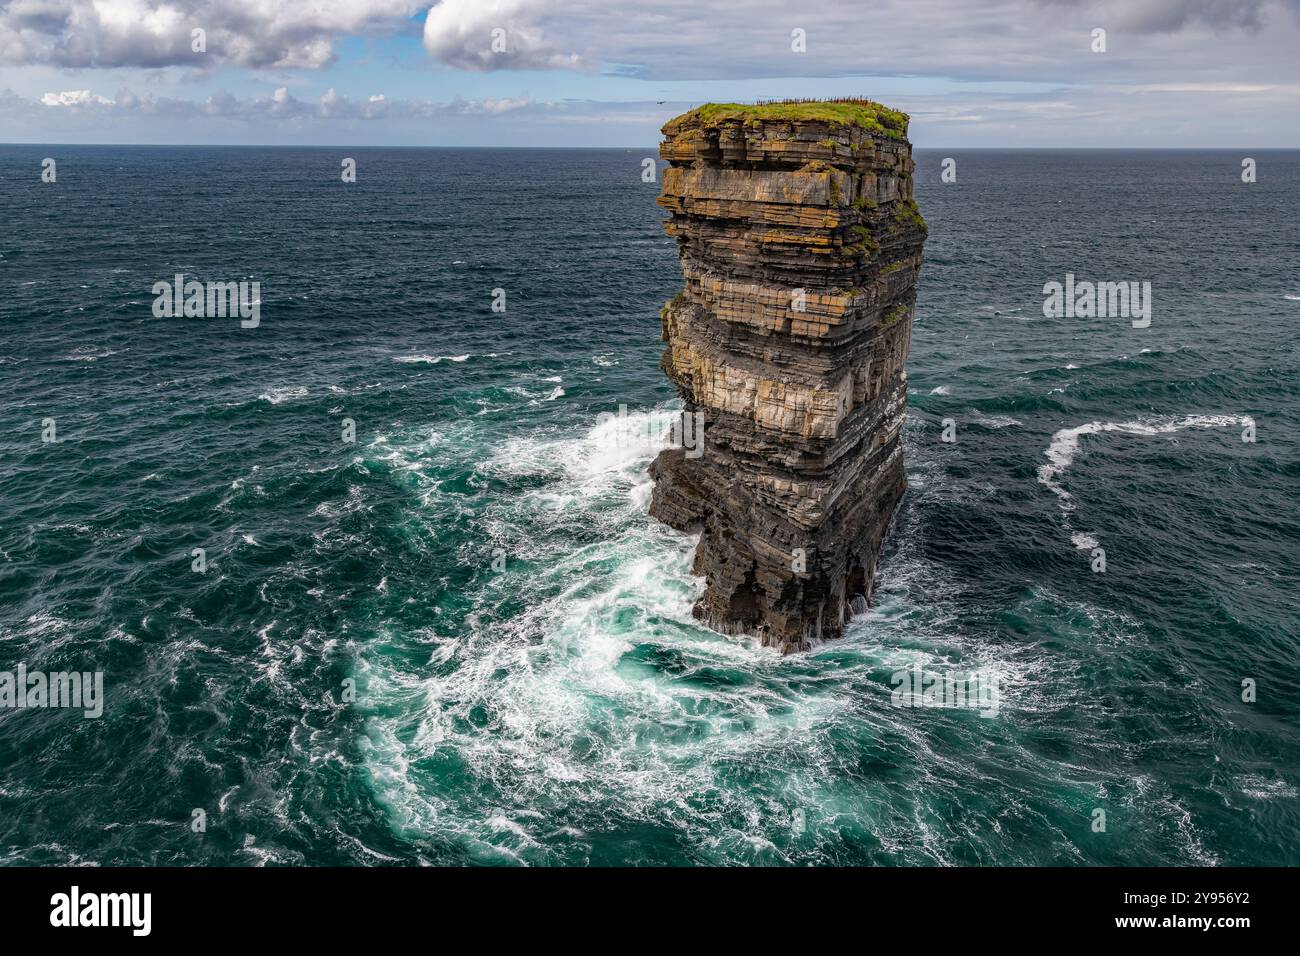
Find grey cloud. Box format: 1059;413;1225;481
1034;0;1300;33
419;0;1300;83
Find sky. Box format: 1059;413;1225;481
0;0;1298;147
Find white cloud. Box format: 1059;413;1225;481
466;96;532;113
422;0;582;71
0;0;423;68
22;85;538;121
6;0;1299;84
40;88;113;106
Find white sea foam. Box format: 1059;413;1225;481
1071;532;1099;551
929;385;951;395
62;346;124;362
1235;774;1299;799
354;404;1131;865
356;405;827;857
484;405;679;488
1038;414;1252;506
258;385;308;404
392;354;470;364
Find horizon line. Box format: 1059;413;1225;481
3;142;1298;150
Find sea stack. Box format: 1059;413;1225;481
648;100;927;653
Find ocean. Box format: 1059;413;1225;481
0;145;1297;865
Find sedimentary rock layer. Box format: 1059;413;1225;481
648;101;927;653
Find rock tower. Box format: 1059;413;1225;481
648;100;927;652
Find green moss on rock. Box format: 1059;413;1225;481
672;99;910;141
898;198;927;231
661;290;686;319
844;222;881;257
882;303;909;327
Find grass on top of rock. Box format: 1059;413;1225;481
676;99;909;140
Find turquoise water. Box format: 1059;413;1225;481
0;146;1297;865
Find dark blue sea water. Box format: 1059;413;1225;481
1;146;1297;865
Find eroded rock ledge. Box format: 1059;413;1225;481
648;100;927;653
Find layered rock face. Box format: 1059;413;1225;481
648;101;927;653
